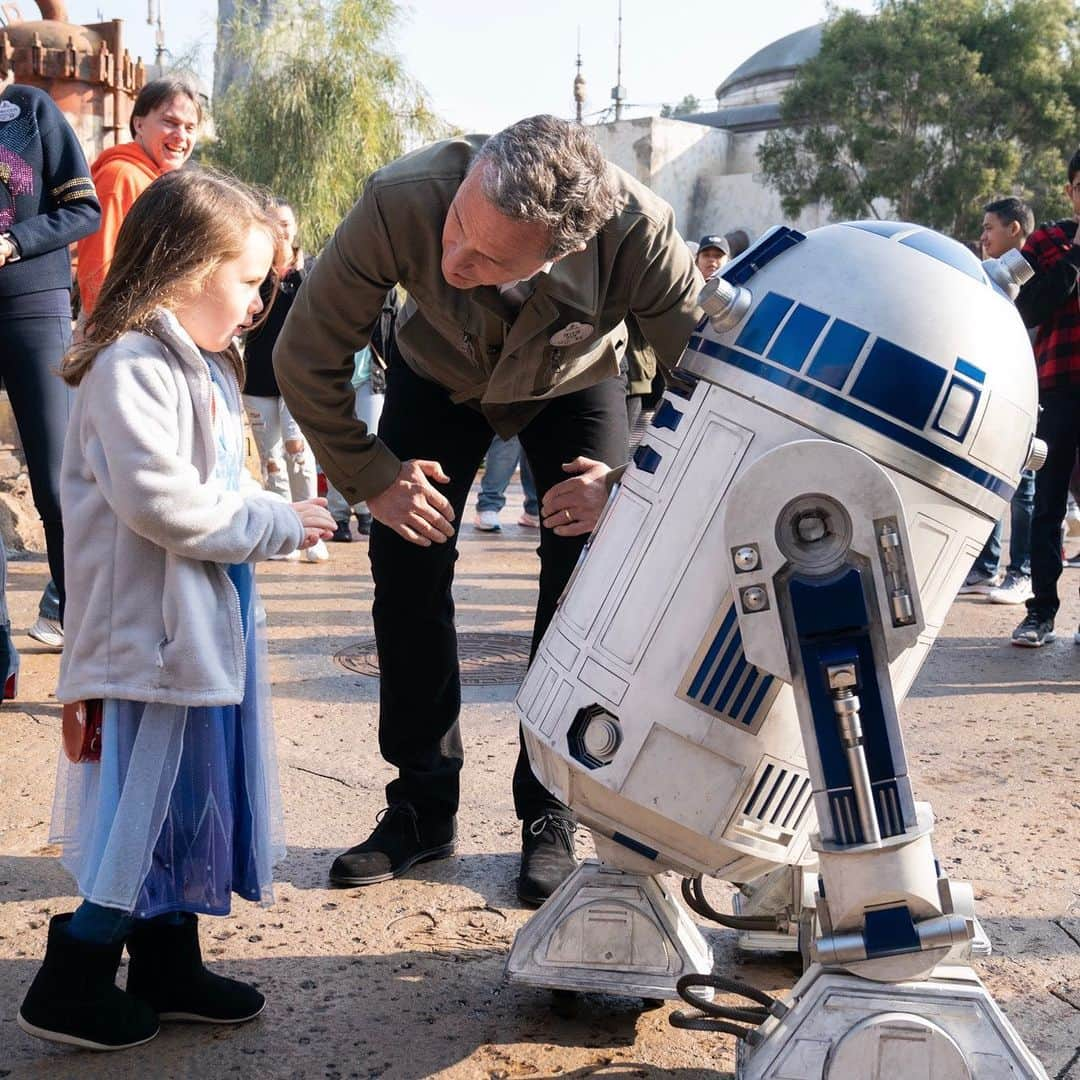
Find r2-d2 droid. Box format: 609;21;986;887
507;221;1048;1078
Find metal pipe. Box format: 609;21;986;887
832;688;881;844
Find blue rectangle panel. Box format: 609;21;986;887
955;357;985;384
767;304;830;370
850;338;947;430
684;334;1015;500
735;292;794;355
806;320;868;389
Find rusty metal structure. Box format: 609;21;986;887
0;0;145;161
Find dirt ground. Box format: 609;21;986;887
2;484;1079;1080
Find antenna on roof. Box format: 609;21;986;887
573;25;586;124
611;0;625;121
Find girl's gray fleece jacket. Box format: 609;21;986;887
56;309;305;707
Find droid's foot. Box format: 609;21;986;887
506;860;713;999
735;964;1048;1079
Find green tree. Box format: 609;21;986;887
209;0;444;249
660;94;701;118
758;0;1080;239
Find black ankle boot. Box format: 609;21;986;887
329;803;456;886
517;814;580;907
126;913;264;1024
18;913;159;1051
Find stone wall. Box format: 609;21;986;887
591;115;830;246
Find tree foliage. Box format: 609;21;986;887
661;94;701;118
209;0;445;248
758;0;1080;239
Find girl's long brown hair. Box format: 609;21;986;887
65;167;278;388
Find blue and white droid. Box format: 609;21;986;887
506;221;1048;1078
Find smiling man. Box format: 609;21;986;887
274;115;700;905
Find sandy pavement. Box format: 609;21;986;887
2;485;1079;1079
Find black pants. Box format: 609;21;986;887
1;315;71;615
1027;386;1080;621
369;355;629;821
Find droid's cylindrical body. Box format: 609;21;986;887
518;221;1036;886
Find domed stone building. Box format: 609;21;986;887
590;25;830;247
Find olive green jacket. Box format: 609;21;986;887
273;135;702;504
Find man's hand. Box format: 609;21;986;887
541;456;612;537
367;459;455;546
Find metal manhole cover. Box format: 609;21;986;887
335;631;533;686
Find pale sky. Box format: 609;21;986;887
56;0;877;132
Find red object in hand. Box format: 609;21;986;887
317;470;328;497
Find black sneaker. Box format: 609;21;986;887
356;511;373;536
330;519;353;543
329;804;456;887
1011;612;1055;647
517;814;579;907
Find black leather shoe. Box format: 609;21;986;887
517;814;579;907
329;804;456;887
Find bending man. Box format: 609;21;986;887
274;115;700;905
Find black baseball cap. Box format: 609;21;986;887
697;235;730;254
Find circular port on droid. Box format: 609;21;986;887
776;494;852;575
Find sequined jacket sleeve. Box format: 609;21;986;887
0;84;99;296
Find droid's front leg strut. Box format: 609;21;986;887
703;439;1047;1080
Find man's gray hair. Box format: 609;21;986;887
473;115;621;259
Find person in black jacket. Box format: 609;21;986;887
0;73;99;693
1011;147;1080;647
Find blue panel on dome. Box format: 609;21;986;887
806;320;868;388
735;292;794;354
955;357;985;384
724;227;806;286
851;339;947;429
684;333;1015;500
899;230;989;285
842;221;913;238
768;304;829;370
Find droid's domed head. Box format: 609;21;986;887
680;222;1039;520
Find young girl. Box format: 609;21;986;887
17;169;335;1051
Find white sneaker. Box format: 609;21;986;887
27;616;63;651
473;510;502;532
987;572;1034;605
1066;507;1080;538
303;539;330;563
269;549;302;562
517;511;540;529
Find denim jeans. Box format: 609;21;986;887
476;436;538;516
973;469;1035;577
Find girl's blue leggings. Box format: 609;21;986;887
67;900;185;945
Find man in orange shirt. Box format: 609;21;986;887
77;75;200;317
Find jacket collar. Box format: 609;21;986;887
534;236;599;314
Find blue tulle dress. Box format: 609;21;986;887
49;353;285;917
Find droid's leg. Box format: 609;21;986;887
705;447;1048;1079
